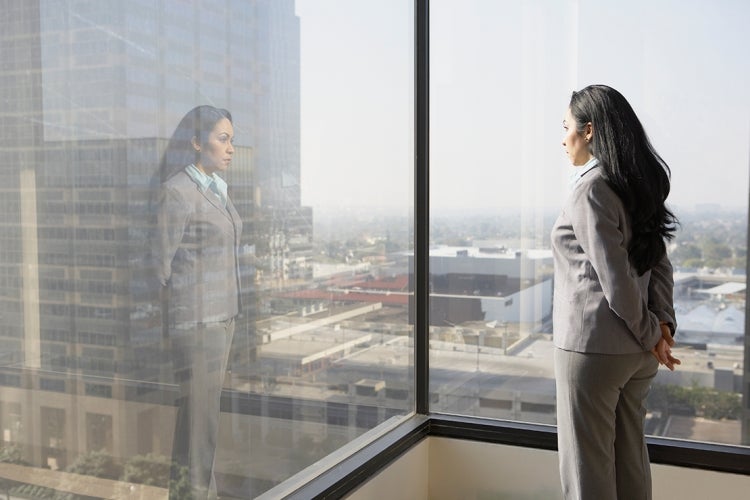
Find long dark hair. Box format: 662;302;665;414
569;85;678;275
159;105;233;182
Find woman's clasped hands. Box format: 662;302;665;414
651;322;681;371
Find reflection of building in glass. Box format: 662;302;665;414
254;205;314;284
0;0;309;480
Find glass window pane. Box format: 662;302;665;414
0;1;413;498
430;0;749;448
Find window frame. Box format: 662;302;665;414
4;1;746;498
283;0;750;497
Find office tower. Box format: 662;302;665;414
0;0;304;469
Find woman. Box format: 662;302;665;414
151;105;242;499
551;85;680;500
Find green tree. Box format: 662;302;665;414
0;444;28;500
671;243;701;263
121;453;192;500
65;450;122;481
647;383;741;420
122;453;170;487
167;463;193;500
681;258;704;268
702;240;732;267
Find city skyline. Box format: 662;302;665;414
0;2;747;498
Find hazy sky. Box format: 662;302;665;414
296;0;750;214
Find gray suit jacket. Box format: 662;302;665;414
551;167;676;354
152;170;243;325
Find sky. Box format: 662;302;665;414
295;0;750;214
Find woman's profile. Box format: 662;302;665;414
150;105;242;499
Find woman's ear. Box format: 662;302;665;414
584;122;593;142
191;136;201;152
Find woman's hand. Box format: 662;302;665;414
651;323;681;371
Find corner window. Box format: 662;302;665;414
430;0;750;447
0;1;413;497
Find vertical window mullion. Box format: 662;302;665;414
415;0;430;415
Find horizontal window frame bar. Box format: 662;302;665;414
290;413;749;499
429;413;750;475
647;435;750;475
428;413;558;451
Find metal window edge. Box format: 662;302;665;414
285;413;749;499
284;415;430;500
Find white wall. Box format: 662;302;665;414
346;439;430;500
347;436;750;500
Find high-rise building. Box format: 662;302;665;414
0;0;306;470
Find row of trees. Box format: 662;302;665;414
671;240;746;270
647;383;742;420
314;209;748;270
0;448;191;500
669;211;747;270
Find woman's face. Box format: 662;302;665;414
194;117;235;175
562;108;592;167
